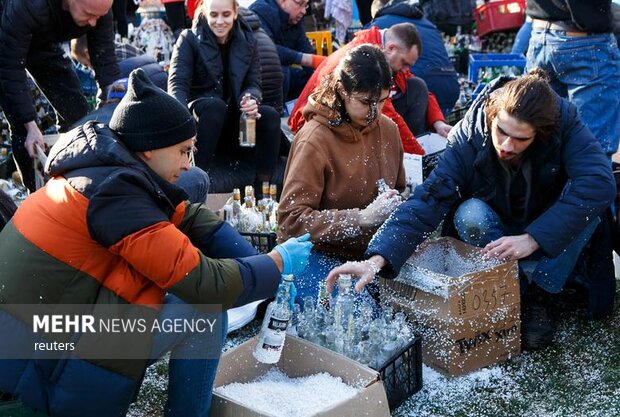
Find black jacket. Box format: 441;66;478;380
0;0;119;124
249;0;314;66
239;7;283;113
527;0;613;33
168;15;262;108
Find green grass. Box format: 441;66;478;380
128;285;620;417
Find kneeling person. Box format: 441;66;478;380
0;69;312;416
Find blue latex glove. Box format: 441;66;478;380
274;233;313;276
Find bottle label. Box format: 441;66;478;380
261;329;285;351
268;316;288;332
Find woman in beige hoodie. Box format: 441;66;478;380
278;44;406;304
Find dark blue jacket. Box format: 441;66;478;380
370;0;459;112
371;0;455;81
367;77;616;278
249;0;314;66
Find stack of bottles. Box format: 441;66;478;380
221;183;279;233
294;275;414;370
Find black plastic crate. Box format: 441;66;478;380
446;103;471;125
239;232;277;254
377;335;423;411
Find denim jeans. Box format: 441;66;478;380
295;250;380;314
453;198;599;293
176;166;210;204
511;19;532;55
148;294;227;417
527;29;620;155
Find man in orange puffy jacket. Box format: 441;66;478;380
289;23;452;155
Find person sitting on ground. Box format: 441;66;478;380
278;44;406;303
369;0;460;116
250;0;326;102
0;0;120;193
0;68;313;416
168;0;282;191
288;23;452;156
326;69;615;351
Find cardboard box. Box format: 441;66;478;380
381;237;521;377
211;335;391;417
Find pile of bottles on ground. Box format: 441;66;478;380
221;183;279;234
253;273;415;370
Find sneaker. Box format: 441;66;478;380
520;287;554;351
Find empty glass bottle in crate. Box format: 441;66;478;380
253;275;294;363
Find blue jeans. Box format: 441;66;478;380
453;198;599;293
527;30;620;155
295;250;379;314
511;19;532;55
176;166;210;204
148;294;227;417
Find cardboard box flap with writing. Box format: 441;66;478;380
380;237;521;377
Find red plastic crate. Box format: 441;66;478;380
475;0;526;37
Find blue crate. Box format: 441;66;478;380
468;53;526;84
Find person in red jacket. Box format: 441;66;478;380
288;23;452;155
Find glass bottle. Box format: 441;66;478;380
239;93;256;147
253;275;294;364
334;274;354;326
230;188;242;228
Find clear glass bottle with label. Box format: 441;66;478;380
253;275;294;363
239;93;256;148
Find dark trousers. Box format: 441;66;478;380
163;1;187;33
422;70;460;117
190;97;281;176
282;66;313;102
391;76;429;136
112;0;128;38
0;44;88;192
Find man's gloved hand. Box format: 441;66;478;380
274;233;313;276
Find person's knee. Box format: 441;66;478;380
406;76;429;105
176;166;210;204
192;97;227;119
259;105;280;126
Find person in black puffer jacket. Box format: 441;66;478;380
0;0;120;193
169;0;281;190
239;8;283;115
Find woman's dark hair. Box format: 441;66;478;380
485;68;559;142
312;44;392;126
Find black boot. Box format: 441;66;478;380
520;285;554;351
